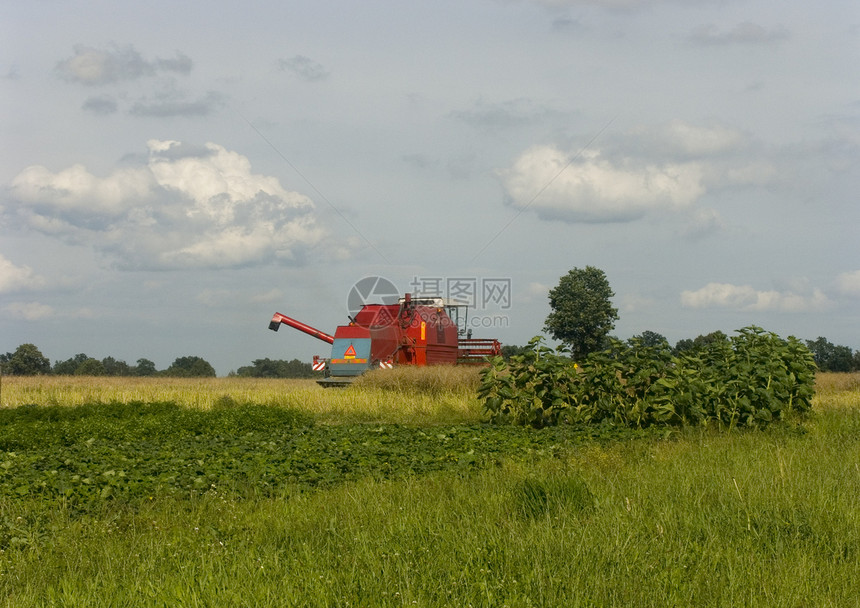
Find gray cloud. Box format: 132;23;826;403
688;22;790;46
56;45;193;86
278;55;330;82
82;95;118;115
529;0;717;10
550;16;586;32
447;153;478;181
156;52;193;74
401;153;437;169
129;91;225;118
537;0;646;8
451;98;561;131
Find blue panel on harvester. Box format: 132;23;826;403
328;338;372;376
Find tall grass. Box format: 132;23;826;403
0;376;317;409
812;372;860;413
350;365;482;394
814;371;860;393
0;374;484;425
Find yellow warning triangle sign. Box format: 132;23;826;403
344;344;357;358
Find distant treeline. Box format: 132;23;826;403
0;345;312;378
231;358;314;379
502;331;860;373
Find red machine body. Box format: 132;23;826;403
269;293;500;382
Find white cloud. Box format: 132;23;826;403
836;270;860;297
5;140;327;269
499;120;775;224
517;281;551;303
2;301;55;321
621;120;751;162
148;140;309;213
655;121;745;157
11;164;153;218
2;302;95;321
681;282;832;312
526;282;550;298
197;287;283;308
196;289;234;308
681;208;723;238
250;289;283;304
0;255;46;293
620;292;657;313
498;145;705;222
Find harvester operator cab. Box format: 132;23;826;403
400;296;470;337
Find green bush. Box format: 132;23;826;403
479;327;816;428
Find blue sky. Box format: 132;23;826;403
2;0;858;374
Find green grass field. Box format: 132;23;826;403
1;372;858;606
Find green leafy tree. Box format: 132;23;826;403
544;266;618;361
674;331;728;356
101;356;131;376
673;338;694;354
4;343;51;375
805;337;855;372
500;344;529;361
75;358;106;376
165;356;216;377
830;345;856;372
630;331;669;349
134;358;157;376
235;358;314;378
53;353;90;375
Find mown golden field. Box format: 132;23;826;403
0;366;485;425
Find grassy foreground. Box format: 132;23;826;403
0;373;858;606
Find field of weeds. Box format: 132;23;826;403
0;371;858;606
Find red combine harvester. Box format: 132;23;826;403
269;293;501;386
